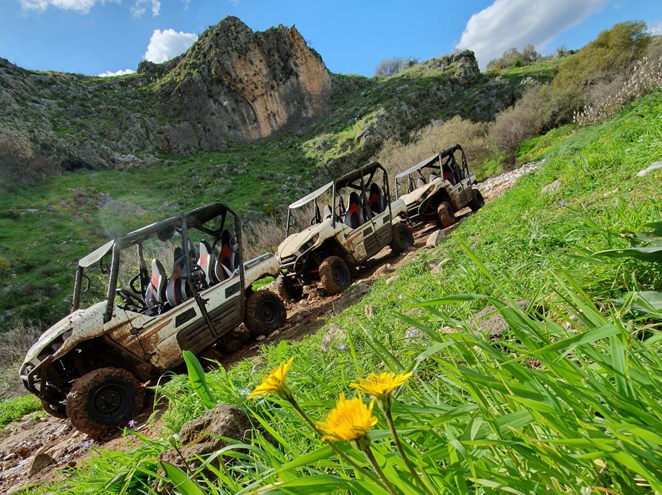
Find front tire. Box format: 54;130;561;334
390;223;414;254
319;256;351;294
469;190;485;212
245;290;286;338
66;367;144;438
437;201;455;228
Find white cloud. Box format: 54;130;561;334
143;28;198;63
21;0;97;13
456;0;608;69
130;0;160;17
98;68;136;77
650;21;662;36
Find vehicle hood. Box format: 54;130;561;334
400;181;440;206
23;301;106;365
277;220;332;259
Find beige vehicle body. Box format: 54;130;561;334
277;162;412;293
20;202;283;420
396;144;484;227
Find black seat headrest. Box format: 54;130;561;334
368;183;386;215
344;191;364;228
417;177;426;188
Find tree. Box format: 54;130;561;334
374;57;407;77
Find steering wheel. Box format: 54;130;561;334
129;273;142;295
117;288;145;312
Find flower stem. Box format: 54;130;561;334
383;405;435;495
361;443;400;495
287;398;387;490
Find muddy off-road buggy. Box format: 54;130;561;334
19;202;286;437
395;144;484;229
276;162;414;298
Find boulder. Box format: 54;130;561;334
426;230;445;248
373;263;393;277
159;404;252;468
541;180;562;195
474;300;529;339
636;161;662;177
385;275;399;285
28;453;54;477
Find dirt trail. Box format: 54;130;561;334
0;162;540;494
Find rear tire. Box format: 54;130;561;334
245;290;286;338
390;223;414;254
437;201;455;228
274;275;303;302
469;190;485;212
319;256;351;294
66;367;144;438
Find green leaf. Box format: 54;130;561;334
160;461;205;495
593;246;662;262
182;350;216;409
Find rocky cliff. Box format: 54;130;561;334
0;17;333;180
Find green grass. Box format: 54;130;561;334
24;91;662;494
0;134;317;329
0;395;41;432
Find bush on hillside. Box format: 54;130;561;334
374;56;417;77
377;116;493;177
486;44;541;70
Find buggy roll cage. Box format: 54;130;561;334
71;202;245;329
284;162;393;236
394;144;470;198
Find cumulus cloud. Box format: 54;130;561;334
143;29;198;63
456;0;608;69
98;68;136;77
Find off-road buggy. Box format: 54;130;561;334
395;144;484;229
276;162;413;298
19;202;286;437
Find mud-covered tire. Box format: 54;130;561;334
274;275;303;302
244;290;286;338
66;367;144;438
469;190;485;212
390;223;414;254
319;256;351;294
437;201;455;228
42;398;68;419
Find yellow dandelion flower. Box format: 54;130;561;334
317;393;378;442
248;357;294;400
350;372;412;399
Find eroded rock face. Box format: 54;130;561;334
157;17;332;144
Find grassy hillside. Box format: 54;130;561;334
26;90;662;494
0;55;562;333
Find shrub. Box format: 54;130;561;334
374;57;413;77
574;55;662;126
378;116;494;178
0;319;42;400
486;44;541;70
490;86;546;164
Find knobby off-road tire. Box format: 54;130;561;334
437;201;455;228
66;367;144;438
41;398;68;419
274;275;303;302
469;190;485;212
319;256;351;294
390;223;414;254
244;290;286;338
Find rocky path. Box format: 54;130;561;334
0;161;541;494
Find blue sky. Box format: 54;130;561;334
0;0;660;76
